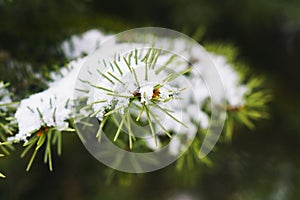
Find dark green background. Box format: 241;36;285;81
1;0;300;199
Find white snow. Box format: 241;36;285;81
209;53;248;107
8;58;84;143
139;85;154;105
61;29;112;59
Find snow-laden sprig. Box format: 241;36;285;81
6;59;84;171
165;50;251;156
204;44;270;141
4;30;113;171
62;30;253;155
174;44;270;178
223;73;271;141
78;47;197;149
8;59;83;143
6;29;269;172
